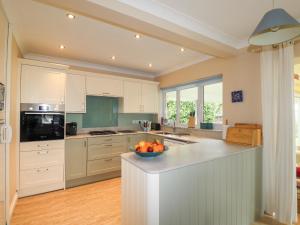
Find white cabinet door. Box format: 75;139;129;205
66;74;86;113
123;81;141;113
86;76;123;97
141;83;158;113
21;65;66;104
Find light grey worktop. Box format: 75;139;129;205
64;131;205;143
121;138;260;174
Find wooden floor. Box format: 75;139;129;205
11;178;121;225
11;177;300;225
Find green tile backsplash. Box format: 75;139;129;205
66;96;157;129
82;96;118;128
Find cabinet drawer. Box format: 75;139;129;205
87;157;121;176
20;149;64;170
20;164;64;189
88;136;126;146
20;140;65;152
88;143;126;160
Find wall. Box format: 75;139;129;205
0;3;7;84
156;50;262;125
66;95;157;131
66;113;157;131
0;3;7;224
9;36;22;206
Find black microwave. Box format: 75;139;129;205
20;103;65;142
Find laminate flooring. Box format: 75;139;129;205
11;178;121;225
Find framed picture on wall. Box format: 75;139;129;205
231;90;243;103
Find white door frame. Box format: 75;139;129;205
5;23;13;225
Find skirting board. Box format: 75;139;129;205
9;192;18;222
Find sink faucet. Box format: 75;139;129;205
172;121;176;133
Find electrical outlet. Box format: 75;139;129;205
132;120;141;124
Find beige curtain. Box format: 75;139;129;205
260;43;297;224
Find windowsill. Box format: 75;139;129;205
162;125;223;132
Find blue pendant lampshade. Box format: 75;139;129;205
249;8;300;46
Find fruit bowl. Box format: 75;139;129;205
130;140;168;158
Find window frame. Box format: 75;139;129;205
162;76;223;128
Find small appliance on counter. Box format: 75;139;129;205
66;122;77;136
151;122;161;131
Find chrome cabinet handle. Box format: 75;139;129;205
37;150;48;155
37;144;49;147
36;168;49;173
104;158;113;162
104;139;112;142
103;144;113;147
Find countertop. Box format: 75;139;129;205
121;138;260;174
65;131;206;143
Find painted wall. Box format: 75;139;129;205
156;50;262;125
9;36;22;206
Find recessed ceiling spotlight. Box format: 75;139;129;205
180;47;185;52
59;45;65;50
111;56;116;60
66;13;75;19
135;34;141;39
148;63;152;68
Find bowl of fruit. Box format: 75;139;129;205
131;140;167;157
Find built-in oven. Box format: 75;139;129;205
20;103;65;142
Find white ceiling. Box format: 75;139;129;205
154;0;300;42
3;0;300;77
2;0;210;76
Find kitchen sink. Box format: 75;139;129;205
155;131;172;135
155;131;190;136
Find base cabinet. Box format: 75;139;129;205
65;139;87;181
65;134;164;188
87;157;121;176
19;140;65;197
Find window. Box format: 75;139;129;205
162;77;223;128
179;87;198;124
165;91;176;121
203;82;223;123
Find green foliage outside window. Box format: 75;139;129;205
180;101;196;124
166;100;176;121
166;100;222;124
203;102;222;123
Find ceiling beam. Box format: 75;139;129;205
34;0;238;58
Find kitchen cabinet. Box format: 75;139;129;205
141;83;159;113
65;139;87;181
123;81;141;113
127;134;147;149
87;156;121;176
21;64;66;104
86;76;123;97
123;81;159;113
146;134;164;144
19;140;65;197
66;74;86;113
86;136;126;177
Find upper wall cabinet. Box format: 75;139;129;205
123;80;159;113
21;64;66;104
123;81;141;113
66;74;86;113
86;76;123;97
141;82;159;113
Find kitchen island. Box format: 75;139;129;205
121;138;262;225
